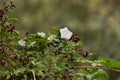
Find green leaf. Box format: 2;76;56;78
14;68;26;74
8;18;18;22
81;69;98;75
13;30;20;36
9;59;17;66
98;58;120;68
51;27;59;33
91;69;108;80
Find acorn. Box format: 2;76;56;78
54;48;61;55
6;24;15;32
70;34;80;43
8;53;17;59
78;49;89;57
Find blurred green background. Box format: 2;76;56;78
1;0;120;79
12;0;120;60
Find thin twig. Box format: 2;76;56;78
72;66;120;72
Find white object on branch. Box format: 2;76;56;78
37;32;46;38
18;40;26;47
60;27;73;40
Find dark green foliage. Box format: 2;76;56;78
0;1;120;80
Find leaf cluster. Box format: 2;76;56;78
0;1;120;80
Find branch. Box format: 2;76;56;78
72;66;120;72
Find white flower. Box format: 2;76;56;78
60;27;73;40
37;32;46;38
18;40;26;47
47;35;57;42
27;41;36;49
